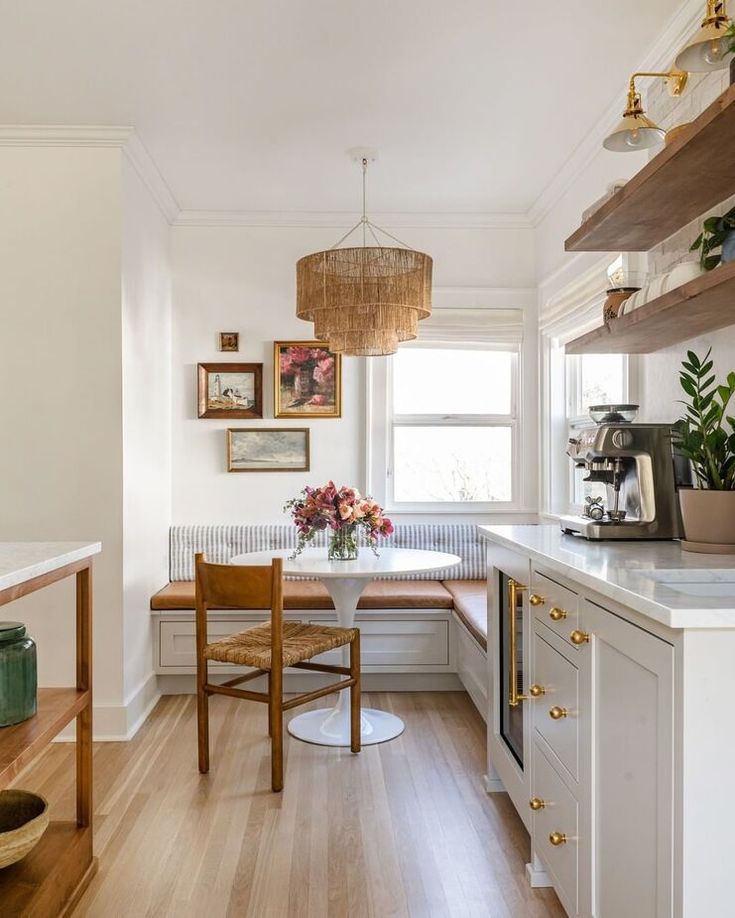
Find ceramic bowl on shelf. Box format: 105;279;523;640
643;274;667;303
0;789;49;868
664;261;705;293
621;288;643;313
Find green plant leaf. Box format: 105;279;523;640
687;350;701;369
704;254;721;271
704;216;721;232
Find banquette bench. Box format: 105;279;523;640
150;525;489;715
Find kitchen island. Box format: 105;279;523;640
480;524;735;918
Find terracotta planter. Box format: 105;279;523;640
679;489;735;553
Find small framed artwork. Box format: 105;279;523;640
197;363;263;419
227;428;310;472
219;332;239;352
274;341;341;419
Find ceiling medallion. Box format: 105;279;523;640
296;152;433;357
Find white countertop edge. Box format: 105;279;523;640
478;527;735;630
0;541;102;593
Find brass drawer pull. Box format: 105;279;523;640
549;706;568;720
529;797;546;811
569;629;590;645
529;684;546;697
529;594;545;606
549;831;567;846
549;607;567;621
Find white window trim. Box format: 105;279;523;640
538;254;642;520
367;349;536;516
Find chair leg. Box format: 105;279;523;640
197;660;210;774
267;673;273;737
271;664;284;792
350;631;361;754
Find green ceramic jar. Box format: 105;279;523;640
0;622;37;727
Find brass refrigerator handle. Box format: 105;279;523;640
508;577;527;707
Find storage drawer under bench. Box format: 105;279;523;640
157;614;450;670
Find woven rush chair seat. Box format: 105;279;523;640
204;621;357;670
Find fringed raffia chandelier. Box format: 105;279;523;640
296;154;433;357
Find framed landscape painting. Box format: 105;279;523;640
274;341;341;418
198;363;263;419
227;428;310;472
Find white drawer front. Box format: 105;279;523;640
159;619;266;669
159;618;449;669
532;632;579;779
309;619;449;666
532;742;578;917
531;570;580;648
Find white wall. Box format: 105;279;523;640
0;146;125;709
171;221;536;524
121;157;171;730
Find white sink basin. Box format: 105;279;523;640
636;570;735;599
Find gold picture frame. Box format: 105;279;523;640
273;341;342;419
227;428;310;473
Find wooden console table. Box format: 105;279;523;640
0;542;101;917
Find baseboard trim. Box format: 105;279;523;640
483;773;506;793
55;672;161;742
158;671;464;696
526;860;552;889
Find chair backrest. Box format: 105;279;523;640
195;554;284;656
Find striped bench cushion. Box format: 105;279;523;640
169;524;485;582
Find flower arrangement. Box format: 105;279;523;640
284;481;394;560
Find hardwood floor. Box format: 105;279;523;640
13;692;564;918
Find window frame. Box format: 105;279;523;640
374;341;523;514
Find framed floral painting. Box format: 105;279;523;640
197;363;263;419
274;341;341;418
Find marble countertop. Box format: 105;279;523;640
478;525;735;629
0;542;102;594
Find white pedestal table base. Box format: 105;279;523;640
286;576;406;747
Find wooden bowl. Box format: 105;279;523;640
0;790;49;869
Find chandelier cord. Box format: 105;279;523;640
327;156;416;251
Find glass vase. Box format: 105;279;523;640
328;526;359;561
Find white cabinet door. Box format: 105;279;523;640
581;599;674;918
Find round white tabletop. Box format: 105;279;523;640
230;546;461;747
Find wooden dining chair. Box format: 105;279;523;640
195;553;361;792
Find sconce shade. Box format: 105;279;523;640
675;19;733;70
675;0;733;72
603;111;666;152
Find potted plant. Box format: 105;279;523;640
690;205;735;269
674;349;735;551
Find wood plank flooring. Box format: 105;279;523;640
13;692;564;918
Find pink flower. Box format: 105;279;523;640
309;394;327;406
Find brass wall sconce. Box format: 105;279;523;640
676;0;733;72
603;70;689;152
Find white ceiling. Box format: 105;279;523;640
1;0;675;215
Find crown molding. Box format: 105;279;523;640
526;0;705;228
173;209;532;229
0;124;180;223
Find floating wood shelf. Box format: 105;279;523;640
566;84;735;253
565;260;735;354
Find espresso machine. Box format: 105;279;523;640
559;405;689;540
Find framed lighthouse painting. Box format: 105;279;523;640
197;363;263;419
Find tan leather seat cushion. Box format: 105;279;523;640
443;580;487;651
151;579;454;611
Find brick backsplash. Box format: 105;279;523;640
645;69;731;276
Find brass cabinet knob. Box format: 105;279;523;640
529;684;546;697
549;607;567;621
529;797;546;811
569;629;590;645
529;594;545;606
549;706;568;720
549;831;567;846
